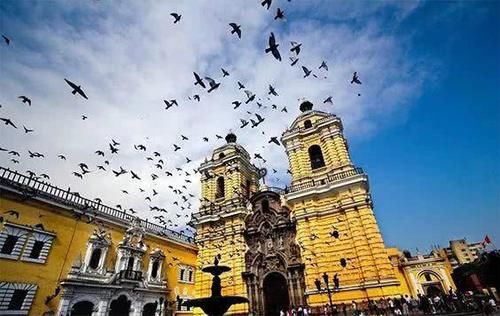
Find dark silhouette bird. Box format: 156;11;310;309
8;150;20;156
18;96;32;106
134;144;146;151
164;100;173;110
269;137;280;146
181;135;189;141
4;210;20;219
221;68;230;77
170;99;178;107
170;13;181;23
244;90;255;104
109;143;119;154
268;85;278;96
153;151;161;157
323;96;333;104
2;35;10;45
186;157;192;163
112;167;127;177
281;106;288;113
97;165;106;171
240;119;249;128
290;41;302;55
173;144;181;151
319;61;328;71
95;150;104;156
64;78;88;99
275;8;285;20
261;0;272;10
290;56;299;66
237;81;245;90
203;137;209;142
205;77;220;93
193;94;200;101
23;126;34;133
111;139;120;146
216;134;223;140
193;72;206;88
11;159;19;164
72;172;83;179
272;104;277;109
232;101;242;109
229;23;241;39
131;170;141;180
265;32;281;61
351;71;362;84
302;66;312;78
28;151;44;158
58;154;66;160
81;115;88;120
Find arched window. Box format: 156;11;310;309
216;177;225;199
151;260;159;279
308;145;325;169
89;248;102;269
219;152;225;159
304;120;312;129
71;301;95;316
261;199;270;212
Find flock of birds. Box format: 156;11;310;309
0;0;363;238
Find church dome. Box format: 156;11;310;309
299;100;313;112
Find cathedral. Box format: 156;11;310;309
191;100;454;315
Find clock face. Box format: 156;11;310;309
258;168;267;179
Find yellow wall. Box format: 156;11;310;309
0;191;197;315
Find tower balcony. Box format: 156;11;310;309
287;167;366;196
117;269;143;282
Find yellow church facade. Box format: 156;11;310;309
0;168;197;316
192;101;456;315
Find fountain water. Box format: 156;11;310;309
182;255;249;316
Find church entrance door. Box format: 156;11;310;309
263;272;289;316
109;295;131;316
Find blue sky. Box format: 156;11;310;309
0;1;498;252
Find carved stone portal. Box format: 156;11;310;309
243;191;305;315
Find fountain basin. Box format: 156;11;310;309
202;265;231;275
184;296;249;316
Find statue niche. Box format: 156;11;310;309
242;190;305;314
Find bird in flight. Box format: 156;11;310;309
18;96;32;106
265;32;281;61
58;154;66;160
170;13;181;23
237;81;245;90
240;119;249;128
351;72;362;84
1;118;17;129
269;137;280;146
290;56;299;66
261;0;272;10
2;35;10;45
275;8;285;20
193;72;206;88
205;77;220;93
221;68;230;77
302;66;312;78
244;90;256;104
232;101;242;109
64;78;88;99
229;23;241;39
268;85;278;96
290;41;302;55
323;96;333;104
23;126;34;133
319;61;328;71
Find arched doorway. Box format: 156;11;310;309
109;295;131;316
263;272;289;316
70;301;94;316
142;302;157;316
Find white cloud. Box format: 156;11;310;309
0;0;427;232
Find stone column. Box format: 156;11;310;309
57;296;72;315
97;298;109;316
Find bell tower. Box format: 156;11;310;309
192;133;259;315
281;101;401;305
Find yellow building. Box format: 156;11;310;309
192;101;456;315
0;167;197;316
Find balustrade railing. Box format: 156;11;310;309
117;270;143;281
288;167;365;192
0;166;194;244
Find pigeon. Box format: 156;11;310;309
268;85;278;96
323;96;333;104
193;72;206;88
109;143;119;154
244;90;256;104
23;126;34;133
64;79;88;99
275;8;285;20
203;137;209;142
9;151;20;156
58;154;66;160
229;23;241;39
164;100;173;110
290;41;302;55
281;106;288;113
240;119;249;128
221;68;230;77
265;33;281;61
290;56;299;66
232;101;242;109
269;137;280;146
170;13;181;23
205;77;220;93
173;144;181;151
18;96;32;106
2;35;10;45
181;135;189;140
261;0;272;10
351;72;362;84
237;81;245;90
1;118;17;128
11;159;19;164
131;170;141;180
319;61;328;71
72;172;83;179
95;150;105;156
81;115;88;120
302;66;312;78
193;94;200;101
111;139;120;146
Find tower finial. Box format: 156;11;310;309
299;100;314;112
225;132;237;143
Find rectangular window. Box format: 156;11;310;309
1;235;18;254
180;269;185;281
188;270;193;282
29;241;44;259
8;290;27;310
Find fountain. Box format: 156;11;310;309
182;254;248;316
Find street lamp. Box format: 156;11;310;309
315;273;339;315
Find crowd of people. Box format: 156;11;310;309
278;290;498;316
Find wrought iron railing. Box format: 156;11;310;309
117;269;143;281
288;167;365;192
0;166;194;244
